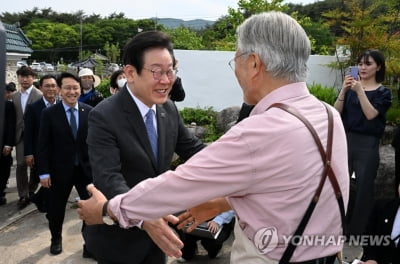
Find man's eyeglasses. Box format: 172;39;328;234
42;84;58;88
228;52;250;71
143;67;178;81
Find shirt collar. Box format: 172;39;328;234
126;84;157;119
251;82;309;116
42;97;55;107
62;101;79;112
21;86;33;95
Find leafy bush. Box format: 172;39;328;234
307;83;337;105
179;107;217;126
386;86;400;125
96;78;111;98
179;107;223;142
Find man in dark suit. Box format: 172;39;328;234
83;31;205;264
24;74;59;204
36;72;92;256
0;100;16;205
12;66;42;209
361;184;400;263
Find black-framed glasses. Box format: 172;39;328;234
228;52;250;71
143;67;178;81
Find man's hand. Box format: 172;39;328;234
2;146;12;156
207;221;220;234
177;197;230;232
25;156;34;168
77;184;107;225
142;216;184;258
40;177;51;188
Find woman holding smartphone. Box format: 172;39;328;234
334;49;392;237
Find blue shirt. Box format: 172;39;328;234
341;86;392;138
212;210;235;226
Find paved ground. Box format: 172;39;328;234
0;156;232;264
0;153;362;264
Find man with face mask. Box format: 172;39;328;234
78;68;103;107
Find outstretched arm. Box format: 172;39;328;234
77;184;183;258
176;197;232;232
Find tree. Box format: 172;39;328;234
24;21;79;62
199;0;289;51
165;27;204;50
103;42;120;63
323;0;400;79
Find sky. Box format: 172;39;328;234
1;0;320;21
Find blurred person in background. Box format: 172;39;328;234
12;66;42;210
109;69;126;95
334;49;392;237
78;68;103;107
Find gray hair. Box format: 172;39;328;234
236;11;310;82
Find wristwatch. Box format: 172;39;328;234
102;201;115;225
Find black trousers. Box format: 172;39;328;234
45;166;90;240
28;165;40;195
181;222;233;260
346;133;380;236
0;153;12;197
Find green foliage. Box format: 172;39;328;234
95;78;111;98
164;27;204;50
308;83;337;105
24;21;79;63
179;107;223;142
79;50;93;61
386;86;400;125
103;42;120;63
296;16;336;55
180;107;216;126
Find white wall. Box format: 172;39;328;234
173;49;342;111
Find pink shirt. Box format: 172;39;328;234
109;82;349;261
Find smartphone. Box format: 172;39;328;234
349;66;359;79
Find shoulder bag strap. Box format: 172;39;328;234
265;103;346;264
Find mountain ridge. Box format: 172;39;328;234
153;17;215;30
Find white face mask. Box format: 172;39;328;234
81;79;94;90
117;78;127;88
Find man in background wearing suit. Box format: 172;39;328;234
24;74;59;211
12;66;42;210
360;183;400;263
0;99;16;205
36;72;92;256
83;31;205;264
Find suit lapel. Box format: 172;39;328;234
77;103;87;140
14;92;22;113
27;87;41;104
119;88;158;169
379;199;400;250
156;105;167;169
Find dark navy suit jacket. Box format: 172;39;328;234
83;86;205;263
362;198;400;264
24;97;46;157
36;101;93;181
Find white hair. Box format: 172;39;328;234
236;11;311;82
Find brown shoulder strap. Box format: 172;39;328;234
266;103;346;263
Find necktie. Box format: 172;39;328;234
145;109;158;160
68;108;78;139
